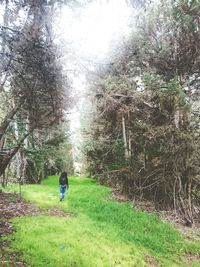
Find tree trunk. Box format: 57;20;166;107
0;99;24;142
128;111;131;157
174;110;180;128
0;131;31;177
122;115;129;159
18;151;26;199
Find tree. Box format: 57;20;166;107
84;0;200;225
0;0;71;180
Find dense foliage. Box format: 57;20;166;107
84;0;200;225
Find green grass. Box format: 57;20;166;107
3;176;200;267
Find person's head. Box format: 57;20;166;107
61;171;67;178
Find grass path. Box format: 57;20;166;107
3;176;200;267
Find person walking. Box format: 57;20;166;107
59;171;69;201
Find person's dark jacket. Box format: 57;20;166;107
59;173;69;188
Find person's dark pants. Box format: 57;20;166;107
60;185;67;200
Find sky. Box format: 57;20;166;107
59;0;131;60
